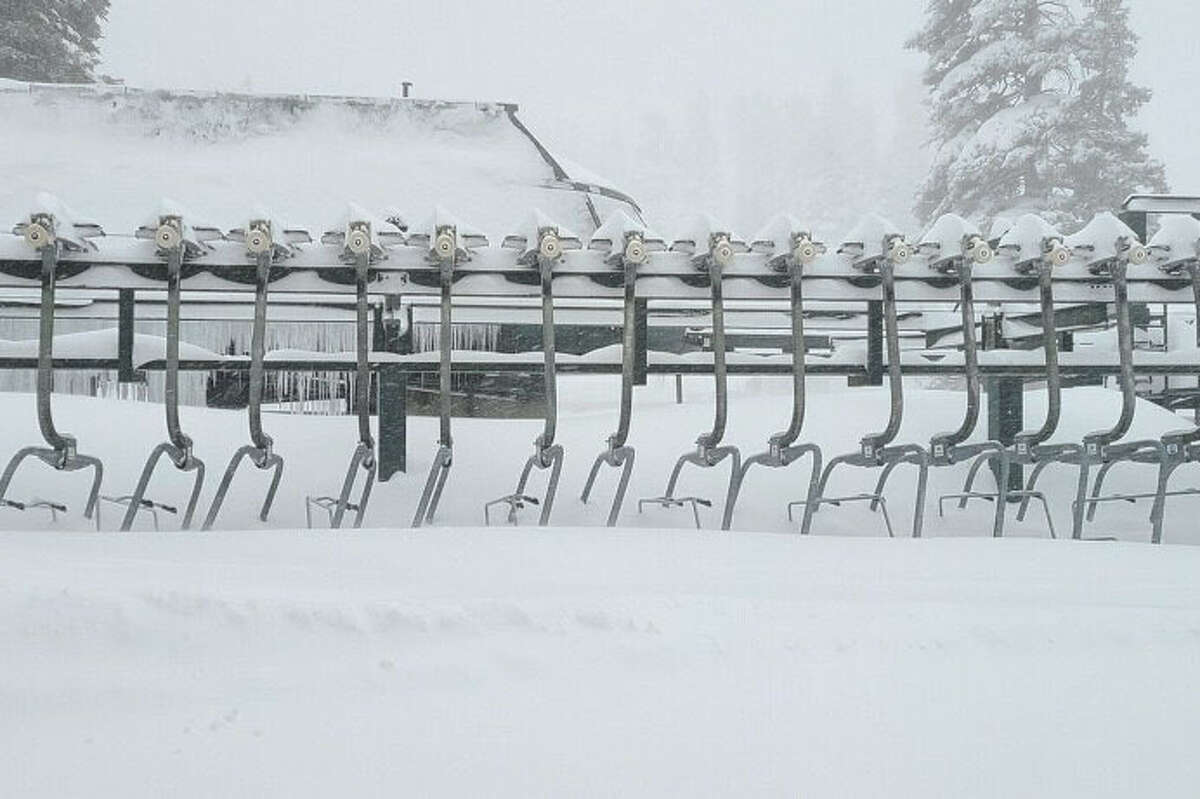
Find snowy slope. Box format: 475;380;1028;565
3;529;1199;797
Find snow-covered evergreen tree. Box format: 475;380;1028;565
908;0;1166;228
0;0;111;83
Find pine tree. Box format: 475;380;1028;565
0;0;111;83
907;0;1166;228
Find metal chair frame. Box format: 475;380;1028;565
723;230;822;531
580;233;642;527
117;218;205;530
411;224;460;527
1064;238;1165;540
0;214;104;523
798;235;929;537
487;229;567;526
306;236;377;529
954;244;1074;538
202;225;286;530
925;238;1008;538
640;232;742;529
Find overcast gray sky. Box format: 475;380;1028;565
98;0;1200;201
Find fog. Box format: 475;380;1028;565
97;0;1199;234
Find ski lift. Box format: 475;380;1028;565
639;218;746;528
1055;215;1164;540
202;213;308;529
951;214;1073;537
0;195;105;526
305;207;397;529
106;208;217;530
409;209;487;527
485;211;581;525
723;216;825;531
580;210;666;526
1078;216;1200;543
795;214;930;537
915;215;1009;537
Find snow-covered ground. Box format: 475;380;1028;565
3;378;1200;796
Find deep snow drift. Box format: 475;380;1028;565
4;530;1200;797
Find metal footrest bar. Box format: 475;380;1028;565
305;494;363;529
202;222;291;530
121;218;207;531
638;495;713;529
943;489;1056;539
788;493;895;538
485;494;540;526
2;497;67;522
102;494;177;531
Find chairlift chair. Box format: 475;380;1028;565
638;218;745;529
795;215;930;538
201;214;307;529
0;196;105;526
108;208;215;530
722;216;824;531
305;208;400;529
409;209;488;527
917;215;1009;537
951;214;1075;537
580;210;665;526
485;212;580;526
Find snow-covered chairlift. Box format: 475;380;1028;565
579;210;666;526
638;216;746;529
408;208;488;528
723;215;825;531
484;211;581;526
794;214;929;537
1052;214;1164;540
1076;216;1200;543
304;205;400;529
106;204;219;530
953;214;1073;537
913;214;1010;537
202;212;309;529
0;194;105;526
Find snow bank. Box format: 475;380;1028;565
2;529;1199;797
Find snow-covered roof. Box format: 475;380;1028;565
0;82;641;239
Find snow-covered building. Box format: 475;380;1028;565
0;81;644;406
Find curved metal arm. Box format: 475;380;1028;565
609;259;637;450
410;247;456;527
354;251;375;453
933;260;980;448
247;251;274;453
1084;261;1136;447
861;260;903;453
36;246;72;453
164;248;194;456
120;245;206;531
201;249;283;530
697;259;729;449
536;255;557;453
770;260;808;450
1016;264;1062;447
438;258;453;449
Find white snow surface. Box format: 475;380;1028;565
2;379;1200;795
